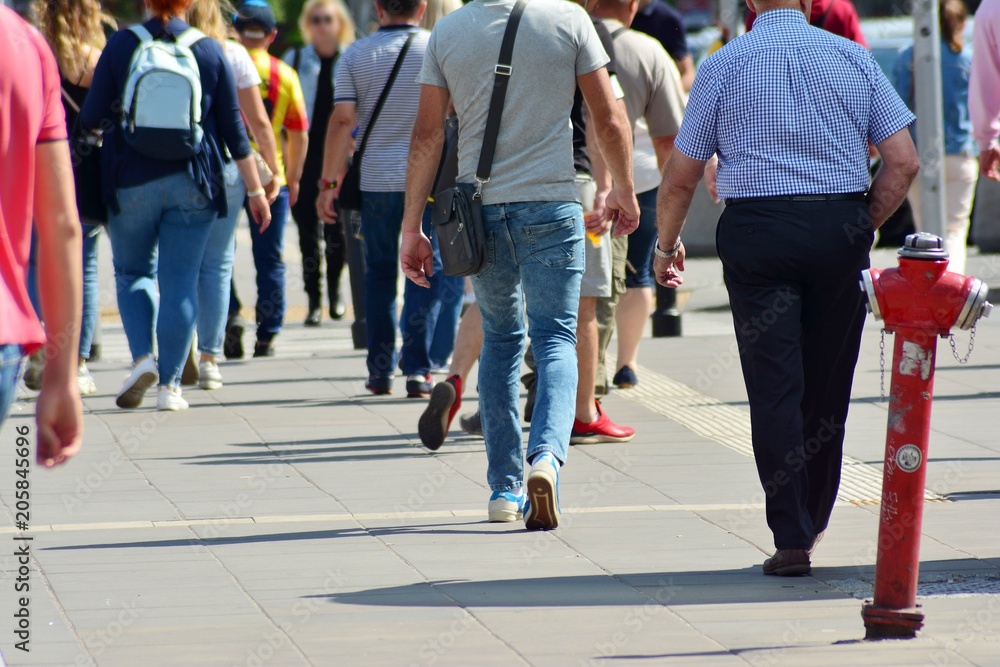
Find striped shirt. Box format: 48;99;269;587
334;25;430;192
675;9;914;199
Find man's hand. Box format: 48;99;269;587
605;185;640;236
248;193;272;232
654;242;686;289
401;229;434;288
264;178;280;204
980;145;1000;181
318;189;339;224
36;376;82;468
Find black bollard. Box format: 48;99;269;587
342;208;368;350
651;282;682;337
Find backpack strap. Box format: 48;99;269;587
814;0;838;30
292;46;302;72
128;25;154;43
175;28;206;49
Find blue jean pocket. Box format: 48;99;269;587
525;218;577;268
115;186;145;214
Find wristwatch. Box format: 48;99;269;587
319;178;338;190
654;238;682;259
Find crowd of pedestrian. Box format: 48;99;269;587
2;0;999;569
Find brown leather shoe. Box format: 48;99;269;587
762;549;812;576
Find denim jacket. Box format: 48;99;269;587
892;42;977;157
281;44;341;123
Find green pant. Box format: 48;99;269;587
595;235;628;392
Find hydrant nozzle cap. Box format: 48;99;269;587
898;232;949;261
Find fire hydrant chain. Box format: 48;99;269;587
879;328;889;402
948;324;977;365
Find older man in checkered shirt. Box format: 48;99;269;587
653;0;919;575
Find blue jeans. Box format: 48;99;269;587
108;172;216;386
0;345;23;426
625;188;659;289
472;201;584;492
198;162;244;357
247;186;290;341
361;193;445;378
80;225;100;359
28;226;101;360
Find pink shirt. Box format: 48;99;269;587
971;0;1000;152
0;7;66;350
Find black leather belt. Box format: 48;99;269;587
724;193;868;205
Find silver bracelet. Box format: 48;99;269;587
654;238;682;259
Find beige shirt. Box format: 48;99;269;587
598;18;687;139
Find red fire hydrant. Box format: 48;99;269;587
858;233;991;639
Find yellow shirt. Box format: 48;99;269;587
247;48;308;186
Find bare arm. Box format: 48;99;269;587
284;129;308;207
317;102;357;223
584;98;626;235
651;134;675;170
32;141;83;468
237;86;279;178
676;54;695;92
400;84;450;288
654;149;707;288
868;128;920;230
577;67;639;234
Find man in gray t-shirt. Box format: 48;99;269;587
400;0;638;532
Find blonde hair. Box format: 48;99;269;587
420;0;462;30
188;0;236;43
34;0;114;83
298;0;356;49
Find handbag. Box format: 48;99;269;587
338;31;417;211
433;0;528;277
62;87;107;226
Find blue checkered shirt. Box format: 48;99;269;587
675;9;915;199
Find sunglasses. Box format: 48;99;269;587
309;14;335;25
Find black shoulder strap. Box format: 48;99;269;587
610;27;627;40
293;46;302;72
815;0;837;30
357;30;417;161
475;0;529;190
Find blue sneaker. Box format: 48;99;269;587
524;453;560;530
488;490;525;523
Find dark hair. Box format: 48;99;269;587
940;0;967;54
377;0;422;18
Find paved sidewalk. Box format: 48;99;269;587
1;230;998;666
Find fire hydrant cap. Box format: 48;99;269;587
898;232;949;261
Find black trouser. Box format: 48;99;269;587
716;198;872;550
291;181;345;311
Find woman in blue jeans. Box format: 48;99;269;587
82;0;270;411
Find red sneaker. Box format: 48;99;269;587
571;401;635;444
418;375;462;451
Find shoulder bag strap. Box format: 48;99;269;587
610;26;627;40
293;46;302;72
474;0;529;194
356;30;417;162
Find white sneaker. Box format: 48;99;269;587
156;385;188;411
77;362;97;396
198;361;223;390
115;357;158;409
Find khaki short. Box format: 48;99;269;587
576;173;612;298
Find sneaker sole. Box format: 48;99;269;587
525;469;559;530
198;379;223;391
116;371;157;409
570;432;636;445
157;401;189;412
418;382;456;451
763;563;812;577
488;507;522;522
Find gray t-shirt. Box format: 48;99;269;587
419;0;610;206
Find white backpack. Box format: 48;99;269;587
121;26;206;160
